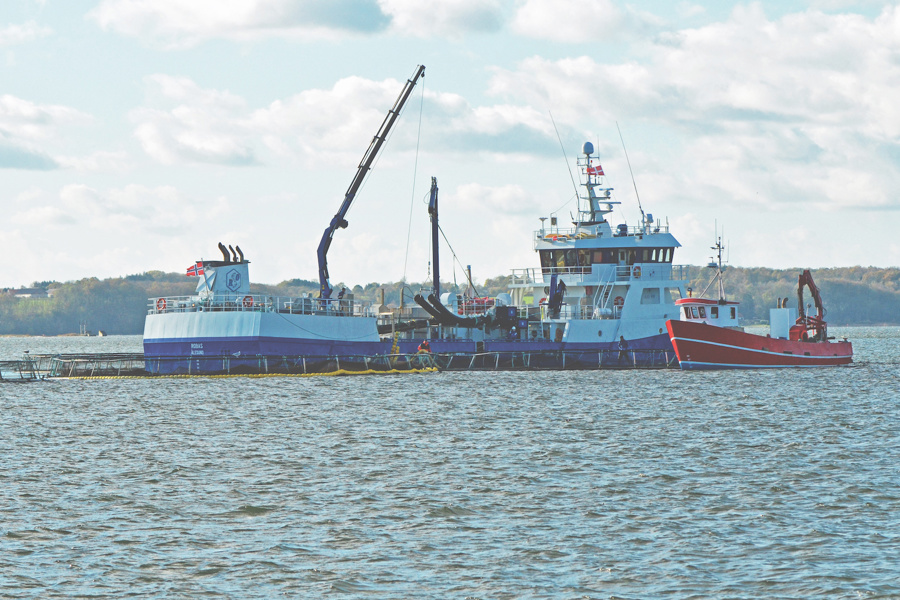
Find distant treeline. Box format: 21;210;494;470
1;266;897;335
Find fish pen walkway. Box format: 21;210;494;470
13;348;678;379
36;353;438;378
0;359;40;382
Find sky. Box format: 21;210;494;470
1;0;898;289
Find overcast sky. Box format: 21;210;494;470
1;0;897;289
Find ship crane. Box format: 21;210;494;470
316;65;426;299
795;269;827;342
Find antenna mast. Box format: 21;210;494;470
616;122;646;224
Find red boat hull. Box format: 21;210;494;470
666;319;853;370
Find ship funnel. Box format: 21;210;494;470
582;141;594;156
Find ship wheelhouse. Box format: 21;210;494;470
675;297;739;328
507;141;687;337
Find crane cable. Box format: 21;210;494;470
402;76;426;283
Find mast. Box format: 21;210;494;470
575;142;617;226
428;177;440;298
316;65;426;299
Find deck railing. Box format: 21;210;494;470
510;264;687;285
534;223;670;244
148;294;364;316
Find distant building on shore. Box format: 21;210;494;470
4;287;51;299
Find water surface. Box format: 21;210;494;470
1;327;898;598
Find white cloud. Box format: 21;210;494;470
0;21;52;46
0;94;90;141
88;0;391;47
510;0;664;42
10;183;203;235
511;0;623;42
488;5;900;212
56;151;132;172
88;0;511;46
131;72;557;167
10;203;76;227
379;0;504;37
57;183;209;234
0;95;92;170
451;182;542;214
131;75;257;165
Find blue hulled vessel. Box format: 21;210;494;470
143;66;689;373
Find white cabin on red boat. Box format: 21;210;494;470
675;297;740;328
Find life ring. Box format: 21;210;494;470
633;265;642;278
613;296;625;307
242;295;254;308
539;297;547;305
156;298;167;311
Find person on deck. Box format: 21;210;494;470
418;340;431;353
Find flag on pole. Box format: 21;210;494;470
186;261;204;277
587;164;604;176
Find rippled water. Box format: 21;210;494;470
2;327;899;598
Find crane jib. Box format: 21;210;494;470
316;65;426;299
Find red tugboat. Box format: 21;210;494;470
665;238;853;370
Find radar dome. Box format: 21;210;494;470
582;142;594;155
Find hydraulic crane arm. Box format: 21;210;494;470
316;64;426;299
797;269;825;322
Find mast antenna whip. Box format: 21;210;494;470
550;111;580;204
616;122;645;223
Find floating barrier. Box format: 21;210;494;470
430;349;679;371
41;352;439;378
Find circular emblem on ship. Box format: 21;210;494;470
225;269;242;292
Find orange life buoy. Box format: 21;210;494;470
242;295;253;308
613;296;625;307
633;266;642;278
539;297;547;305
156;298;167;311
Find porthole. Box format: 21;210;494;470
597;330;603;337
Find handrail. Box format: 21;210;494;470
148;294;364;317
510;264;687;283
534;224;670;241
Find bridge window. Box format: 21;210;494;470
640;288;660;304
683;306;692;319
540;250;552;270
730;307;737;319
710;306;719;318
634;248;675;263
698;306;707;318
592;249;616;264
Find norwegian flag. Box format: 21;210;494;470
587;164;604;177
186;261;204;277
